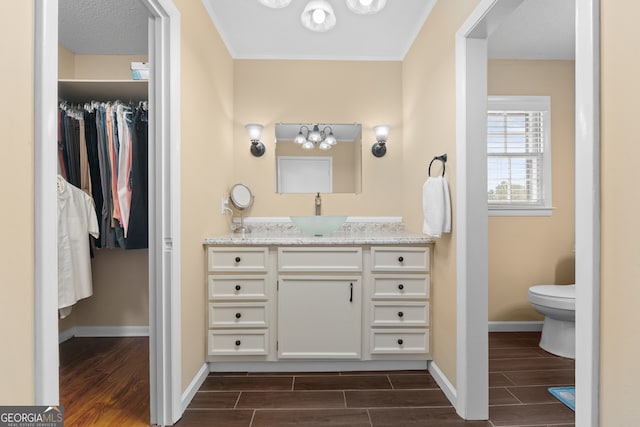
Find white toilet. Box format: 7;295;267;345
527;284;575;359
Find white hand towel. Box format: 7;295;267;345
423;176;451;238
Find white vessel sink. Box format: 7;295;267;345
290;216;347;236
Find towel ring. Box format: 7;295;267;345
428;154;447;177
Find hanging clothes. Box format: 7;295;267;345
58;175;99;318
58;101;148;249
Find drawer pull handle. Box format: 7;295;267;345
398;284;404;290
235;256;241;263
398;311;404;318
397;339;404;345
235;285;242;291
349;282;353;303
398;256;404;263
235;312;242;319
235;340;241;346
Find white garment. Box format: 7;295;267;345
58;175;99;318
422;176;451;238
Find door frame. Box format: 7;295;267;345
33;0;182;425
455;0;600;423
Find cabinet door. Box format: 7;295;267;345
278;276;361;359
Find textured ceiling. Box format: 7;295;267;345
59;0;149;54
57;0;575;60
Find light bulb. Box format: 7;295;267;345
359;0;373;6
302;141;314;150
312;8;326;24
319;141;332;150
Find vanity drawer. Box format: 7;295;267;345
370;329;429;354
371;302;429;327
208;303;268;328
371;247;429;272
278;247;362;272
372;275;430;299
208;329;268;356
208;247;268;272
208;276;267;300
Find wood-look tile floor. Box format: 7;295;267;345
59;332;575;426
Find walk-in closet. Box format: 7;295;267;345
57;0;152;424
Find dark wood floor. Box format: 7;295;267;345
59;332;575;426
59;336;150;427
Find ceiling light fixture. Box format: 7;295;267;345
257;0;386;32
257;0;292;8
301;0;336;32
295;124;337;150
345;0;387;14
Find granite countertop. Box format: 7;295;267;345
203;231;434;246
204;217;435;246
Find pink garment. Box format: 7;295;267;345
116;104;133;236
106;104;122;226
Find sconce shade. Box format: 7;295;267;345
301;0;336;32
245;124;266;157
346;0;387;14
372;124;390;158
258;0;292;8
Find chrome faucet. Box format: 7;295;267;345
315;192;321;216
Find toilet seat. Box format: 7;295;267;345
528;284;575;311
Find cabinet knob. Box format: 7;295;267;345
398;256;404;263
398;311;404;318
235;256;241;263
235;340;241;346
235;312;242;319
397;339;404;345
235;285;242;291
398;284;404;290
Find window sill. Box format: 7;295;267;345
489;207;553;217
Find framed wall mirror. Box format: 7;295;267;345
275;123;362;194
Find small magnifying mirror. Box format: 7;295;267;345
229;184;254;233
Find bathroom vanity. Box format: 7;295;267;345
204;219;434;370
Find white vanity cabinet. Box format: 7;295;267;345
205;241;432;365
277;247;362;359
369;246;431;356
206;247;271;359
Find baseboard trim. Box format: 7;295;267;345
182;363;209;413
207;360;428;373
488;321;543;332
428;360;457;407
58;326;149;342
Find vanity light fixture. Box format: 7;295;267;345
301;0;336;32
295;124;337;150
346;0;387;14
371;125;390;157
245;124;266;157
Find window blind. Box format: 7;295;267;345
487;110;545;206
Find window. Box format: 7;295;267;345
487;96;552;216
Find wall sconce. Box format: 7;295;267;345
245;124;265;157
371;125;390;157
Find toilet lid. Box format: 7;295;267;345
529;284;575;299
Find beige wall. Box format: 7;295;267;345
487;60;575;321
402;0;481;386
601;2;640;424
233;60;403;217
175;0;234;391
0;0;35;404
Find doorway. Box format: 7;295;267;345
34;0;182;425
455;0;600;424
